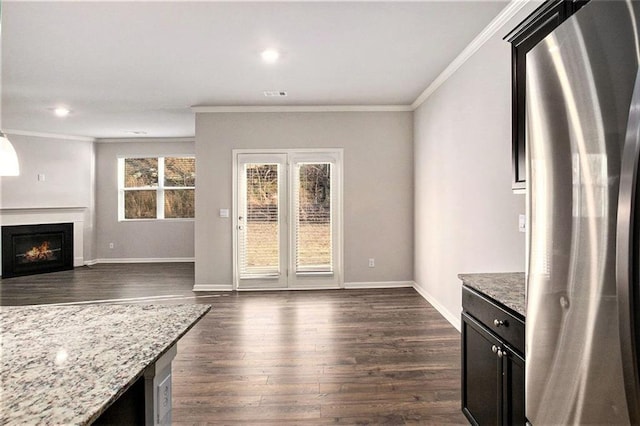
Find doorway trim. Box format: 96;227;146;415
232;148;344;291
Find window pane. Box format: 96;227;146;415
240;164;279;276
165;157;195;187
124;190;156;219
296;163;331;272
165;189;195;218
124;158;158;188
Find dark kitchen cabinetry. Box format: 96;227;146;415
505;0;588;190
462;286;525;425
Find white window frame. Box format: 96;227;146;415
117;155;195;221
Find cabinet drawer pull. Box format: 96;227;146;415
491;345;508;358
493;319;508;327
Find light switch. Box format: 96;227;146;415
518;214;526;233
37;173;46;182
219;209;229;218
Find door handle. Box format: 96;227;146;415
617;68;640;424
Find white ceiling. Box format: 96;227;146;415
2;1;508;139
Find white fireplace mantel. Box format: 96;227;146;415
0;207;87;271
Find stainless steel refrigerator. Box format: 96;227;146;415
526;1;640;424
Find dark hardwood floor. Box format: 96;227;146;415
1;264;465;425
0;263;196;305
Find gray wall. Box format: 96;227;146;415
0;133;96;260
195;111;413;287
95;139;195;261
413;6;538;329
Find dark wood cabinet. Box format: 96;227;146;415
503;344;525;425
462;313;501;424
461;286;525;425
505;0;588;190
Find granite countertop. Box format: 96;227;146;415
458;272;525;317
0;303;210;425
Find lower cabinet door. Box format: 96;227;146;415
503;347;526;425
462;313;501;425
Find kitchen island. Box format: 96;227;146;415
0;303;210;425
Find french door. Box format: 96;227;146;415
233;150;342;289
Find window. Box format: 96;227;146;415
118;156;195;220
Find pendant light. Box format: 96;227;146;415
0;132;20;176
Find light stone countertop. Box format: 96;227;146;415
0;303;210;425
458;272;526;317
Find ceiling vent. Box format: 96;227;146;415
264;91;287;97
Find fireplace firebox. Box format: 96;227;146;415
2;223;74;278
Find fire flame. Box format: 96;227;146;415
24;241;55;262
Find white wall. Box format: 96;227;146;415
413;6;539;329
195;111;413;289
0;133;96;260
94;139;195;261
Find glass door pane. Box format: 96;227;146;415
295;163;332;273
287;151;341;289
241;164;280;276
237;154;288;289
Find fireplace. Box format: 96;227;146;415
2;223;74;278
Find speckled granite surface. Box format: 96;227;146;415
0;303;210;425
458;273;526;317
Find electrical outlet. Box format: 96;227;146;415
368;258;375;268
157;374;172;422
109;242;114;249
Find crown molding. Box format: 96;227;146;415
191;105;413;113
96;137;194;144
4;129;95;142
411;0;534;110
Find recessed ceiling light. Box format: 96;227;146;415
126;131;148;135
261;49;280;64
53;107;70;117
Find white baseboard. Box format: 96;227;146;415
74;257;84;267
192;284;233;292
412;282;461;332
344;280;414;289
84;259;98;266
93;257;195;264
195;282;413;292
236;285;342;291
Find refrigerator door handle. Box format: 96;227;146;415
616;69;640;424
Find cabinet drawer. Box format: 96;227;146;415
462;286;524;355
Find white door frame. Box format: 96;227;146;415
232;148;344;290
